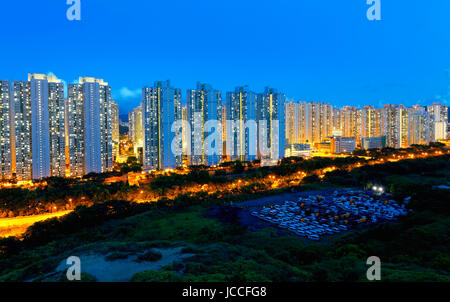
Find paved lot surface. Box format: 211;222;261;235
236;188;358;208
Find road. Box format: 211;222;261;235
0;211;72;237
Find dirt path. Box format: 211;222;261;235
54;247;194;282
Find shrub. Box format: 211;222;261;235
105;252;130;261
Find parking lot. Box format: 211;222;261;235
249;190;409;241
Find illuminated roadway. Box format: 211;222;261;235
0;211;71;237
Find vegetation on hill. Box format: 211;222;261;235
0;144;446;218
0;153;448;282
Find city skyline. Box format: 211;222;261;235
0;74;116;181
1;72;448;181
0;1;450;287
1;1;450;113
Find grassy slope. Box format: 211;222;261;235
1;201;449;282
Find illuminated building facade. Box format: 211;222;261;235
285;101;333;146
340;106;359;140
29;74;51;179
67;77;113;176
359;106;382;139
142;80;182;170
381;104;403;149
257;87;286;160
427;103;448;141
332;107;342;135
0;81;12;180
187;82;222;166
399;106;411;148
45;75;66;178
303;102;333;144
66;83;84;177
11;81;32;181
129;105;144;162
285;101;299;146
409;109;432;146
226;86;257;162
221;105;227;160
10;74;66;180
284;101;447;152
111;100;120;160
181;105;188;163
286;143;311;158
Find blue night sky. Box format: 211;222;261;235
1;0;449;114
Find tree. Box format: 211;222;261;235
232;161;245;174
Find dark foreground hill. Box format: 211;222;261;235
0;156;449;282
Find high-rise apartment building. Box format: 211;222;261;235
427;103;448;141
181;105;189;163
45;75;66;178
381;104;403;149
226;86;257;162
341;106;359;140
187;82;222;166
11;81;32;181
66;83;84;177
142;80;182;170
129;105;144;162
29;74;51;179
398;106;410;148
67;77;113;176
285;101;299;146
111;100;120;160
129;109;135;144
285;101;334;147
9;74;66;180
221;105;227;160
409;109;433;146
257;87;286;160
305;102;333;144
332;107;342;135
225;86;285;163
0;81;12;180
359;106;382;139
